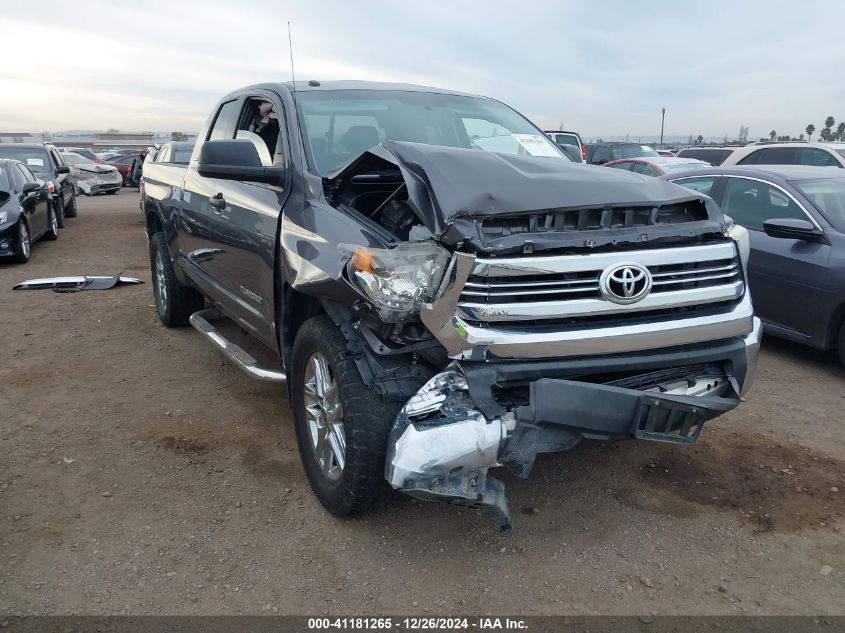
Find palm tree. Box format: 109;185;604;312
837;122;845;141
770;130;777;141
696;134;703;145
825;116;835;130
806;124;816;141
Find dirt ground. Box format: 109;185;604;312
0;193;843;616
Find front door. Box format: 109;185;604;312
715;176;831;338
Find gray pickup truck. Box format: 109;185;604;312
141;81;761;531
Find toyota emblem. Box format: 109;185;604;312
599;262;652;304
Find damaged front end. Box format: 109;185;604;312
317;141;761;531
385;351;754;533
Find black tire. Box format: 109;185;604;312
149;231;204;326
64;193;78;217
43;204;59;241
838;320;845;368
53;198;65;229
291;315;396;517
106;190;118;195
11;220;31;264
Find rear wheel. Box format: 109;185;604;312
149;231;204;326
12;220;31;263
44;204;59;241
291;316;396;516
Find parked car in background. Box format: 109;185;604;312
656;149;675;157
721;142;845;168
104;152;145;186
675;147;740;166
0;159;59;263
585;142;659;165
603;156;710;176
151;142;194;165
0;143;77;226
666;165;845;366
544;130;585;162
59;147;101;162
96;151;121;162
61;152;123;195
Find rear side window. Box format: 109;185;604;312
674;176;717;196
157;146;171;163
553;134;579;147
208;100;239;141
798;148;840;167
739;147;797;165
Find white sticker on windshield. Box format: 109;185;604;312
511;134;560;157
26;158;45;167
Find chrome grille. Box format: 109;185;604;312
456;242;743;324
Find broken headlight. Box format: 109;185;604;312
339;242;450;322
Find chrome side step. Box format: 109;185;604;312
189;309;286;383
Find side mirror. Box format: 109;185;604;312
56;165;70;174
198;139;285;185
763;218;824;242
22;182;41;195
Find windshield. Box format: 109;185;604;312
612;145;660;159
792;178;845;232
296;89;567;176
837;149;845;160
62;153;95;165
0;148;51;175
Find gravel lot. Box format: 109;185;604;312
1;193;844;616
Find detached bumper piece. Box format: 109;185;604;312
386;364;741;532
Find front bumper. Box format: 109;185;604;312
77;178;122;195
385;320;762;532
0;222;18;256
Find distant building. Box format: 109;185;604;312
52;131;155;150
0;132;36;144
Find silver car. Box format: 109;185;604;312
61;152;123;195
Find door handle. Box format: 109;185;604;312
209;193;226;211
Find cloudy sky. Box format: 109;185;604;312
2;0;844;140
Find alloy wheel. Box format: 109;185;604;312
19;222;30;259
154;250;168;313
303;352;346;481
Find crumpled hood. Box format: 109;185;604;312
78;164;117;174
327;141;726;253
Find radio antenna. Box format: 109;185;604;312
287;21;297;98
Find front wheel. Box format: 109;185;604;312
44;204;59;241
64;191;78;217
291;315;396;516
53;199;65;229
149;231;204;326
12;220;31;263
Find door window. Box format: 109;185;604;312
591;146;611;164
720;178;807;231
234;98;286;167
208;100;239;141
673;176;716;196
11;164;27;191
798;148;840;167
157;146;171;163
